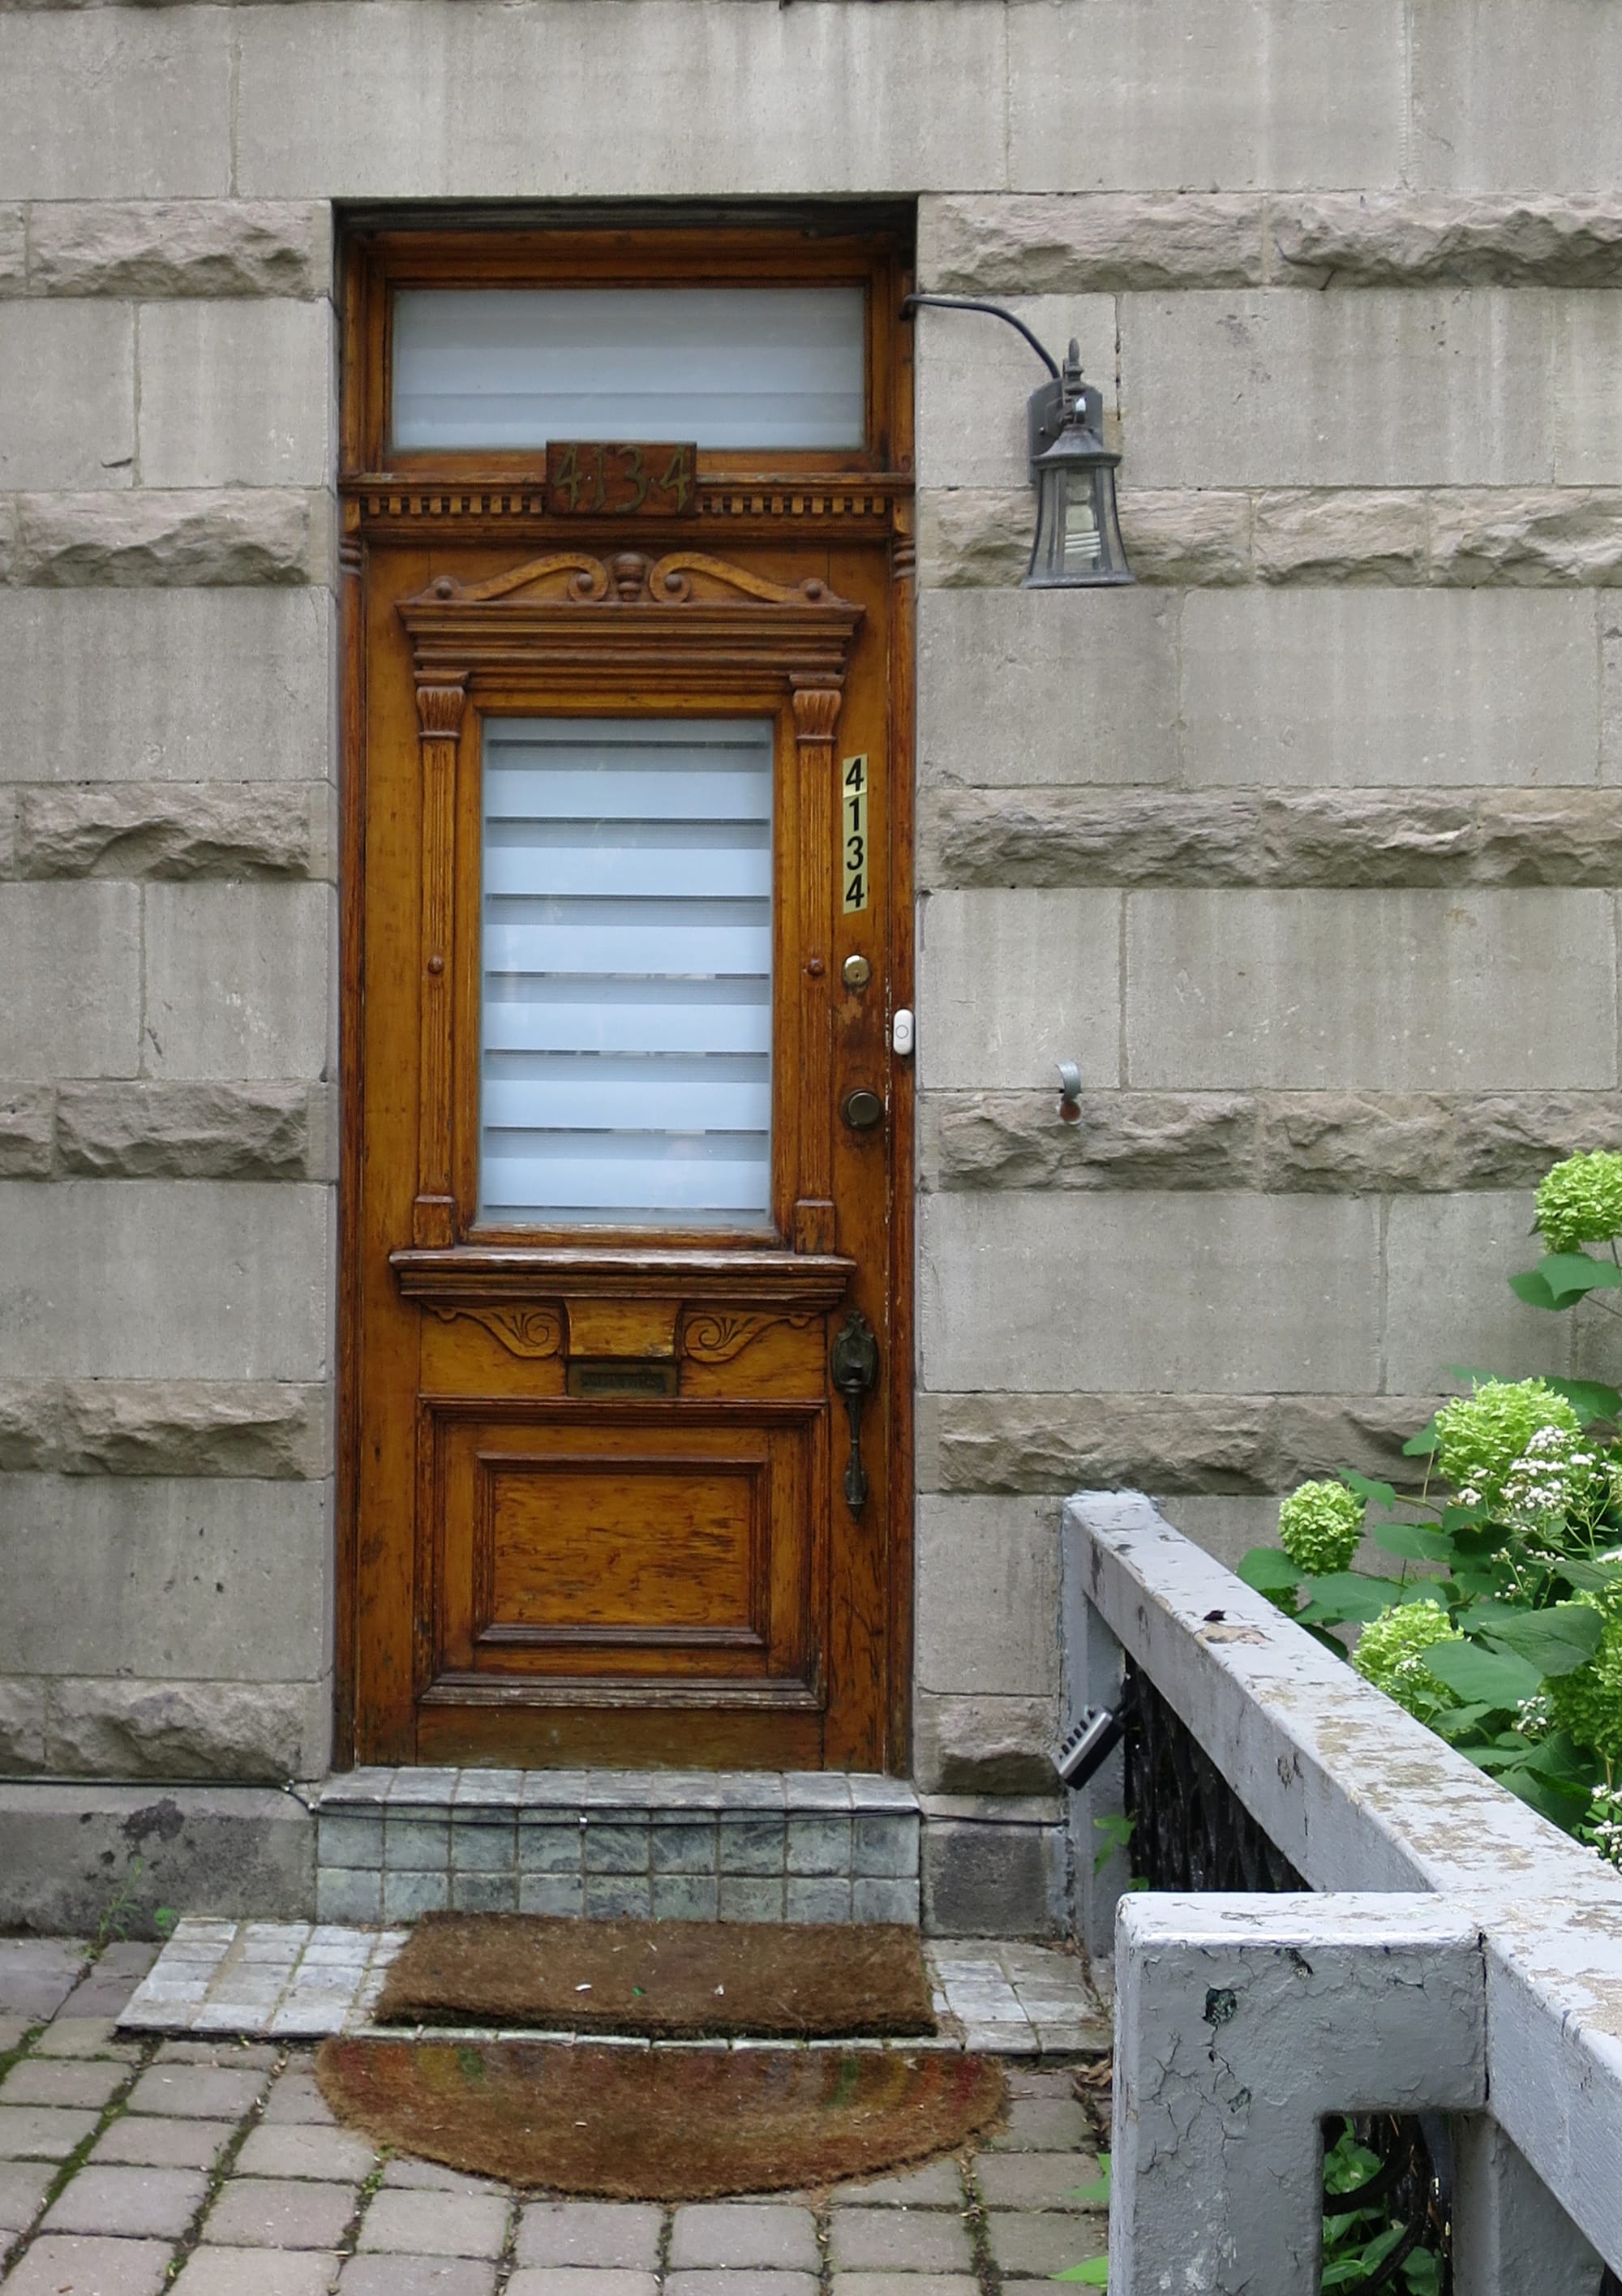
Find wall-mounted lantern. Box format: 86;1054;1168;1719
901;294;1134;590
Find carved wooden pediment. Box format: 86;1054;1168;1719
398;548;864;687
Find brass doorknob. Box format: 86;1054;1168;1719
841;1088;885;1131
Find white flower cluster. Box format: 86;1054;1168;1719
1582;1783;1622;1872
1490;1423;1600;1526
1515;1693;1554;1740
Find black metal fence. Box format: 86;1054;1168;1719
1121;1659;1454;2295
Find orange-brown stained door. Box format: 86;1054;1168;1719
349;534;909;1770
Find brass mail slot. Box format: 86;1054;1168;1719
566;1358;680;1401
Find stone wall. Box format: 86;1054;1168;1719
1;0;1620;1928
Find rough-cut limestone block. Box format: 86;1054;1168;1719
0;1086;53;1178
925;788;1260;889
0;1684;46;1775
51;1378;330;1478
45;1678;326;1784
1386;1191;1579;1389
1254;489;1428;583
1118;490;1254;585
1410;0;1622;195
914;1691;1059;1797
0;494;15;584
1272;194;1622;287
13;487;324;586
0;300;133;491
0;881;139;1079
0;1472;329;1679
916;1496;1060;1701
234;0;1008;200
914;293;1115;491
0;1180;333;1380
0;589;334;785
56;1082;315;1181
923;1090;1256;1192
917;488;1032;590
1125;888;1617;1092
143;882;333;1083
13;781;328;879
1182;588;1598;787
138;299;334;490
920;193;1267;293
1430;490;1622;586
1472;791;1622;885
25;200;332;298
1257;1091;1622;1195
917;889;1121;1091
0;1782;315;1935
0;9;232;200
919;1388;1447;1499
1007;0;1405;194
0;208;23;290
918;586;1181;789
1261;790;1478;885
1122;290;1556;491
921;1191;1382;1396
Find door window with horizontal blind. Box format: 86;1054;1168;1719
478;716;775;1230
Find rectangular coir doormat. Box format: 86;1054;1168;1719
375;1916;938;2039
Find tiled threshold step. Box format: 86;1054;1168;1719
118;1920;1109;2057
301;1768;921;1926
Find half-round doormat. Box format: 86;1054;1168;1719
315;2036;1006;2200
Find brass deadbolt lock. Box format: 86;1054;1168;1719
841;1088;885;1132
842;954;872;990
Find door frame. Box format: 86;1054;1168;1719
333;209;917;1772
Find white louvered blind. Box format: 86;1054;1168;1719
392;287;867;452
479;718;775;1230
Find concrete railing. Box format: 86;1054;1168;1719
1062;1491;1622;2296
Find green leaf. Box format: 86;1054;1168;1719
1420;1639;1544;1706
1495;1765;1591;1826
1237;1547;1302;1594
1299;1573;1401;1625
1431;1702;1500;1746
1474;1602;1603;1678
1375;1521;1457;1563
1543;1378;1622;1427
1557;1556;1622;1595
1069;2174;1112;2208
1403;2250;1443;2296
1051;2261;1109;2285
1340;1470;1398;1512
1402;1419;1441;1457
1512;1255;1622;1309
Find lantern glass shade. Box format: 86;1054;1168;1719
1025;426;1132;588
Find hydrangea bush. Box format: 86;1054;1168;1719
1242;1153;1622;1874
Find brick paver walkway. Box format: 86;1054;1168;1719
0;1938;1109;2294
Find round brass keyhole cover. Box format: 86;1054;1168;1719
842;954;872;990
841;1088;885;1131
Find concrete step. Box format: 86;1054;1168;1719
303;1769;921;1927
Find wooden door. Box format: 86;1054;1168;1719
339;223;915;1771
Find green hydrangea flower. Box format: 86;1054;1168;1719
1277;1480;1364;1576
1535;1150;1622;1255
1547;1597;1622;1766
1353;1599;1462;1722
1435;1379;1582;1512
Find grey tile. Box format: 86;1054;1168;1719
316;1768;394;1807
384;1817;450;1871
847;1777;920;1814
518;1874;584;1918
650;1820;718;1874
2;2057;127;2109
830;2209;974;2273
852;1817;919;1879
2;2236;173;2296
669;2203;819;2270
974;2153;1105;2211
516;2200;663;2270
829;2159;964;2208
92;2118;234;2170
581;1822;650;1875
782;1773;852;1811
785;1878;852;1924
786;1817;852;1877
651;1873;720;1921
203;2177;357;2250
0;2157;53;2232
985;2210;1107;2279
507;2276;654;2296
520;1770;591;1808
236;2124;379;2182
383;1869;451;1921
449;1820;516;1873
386;1770;460;1807
667;2277;817;2296
319;1815;384;1869
718;1817;785;1876
450;1873;519;1914
454;1770;525;1807
175;2251;340;2294
518;1820;584;1874
852;1880;920;1925
713;1775;786;1810
315;1869;383;1925
583;1875;653;1920
359;2187;509;2258
42;2163;208;2239
717;1877;785;1923
127;2065;268;2121
340;2260;496;2296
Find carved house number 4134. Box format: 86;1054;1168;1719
546;441;697;517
